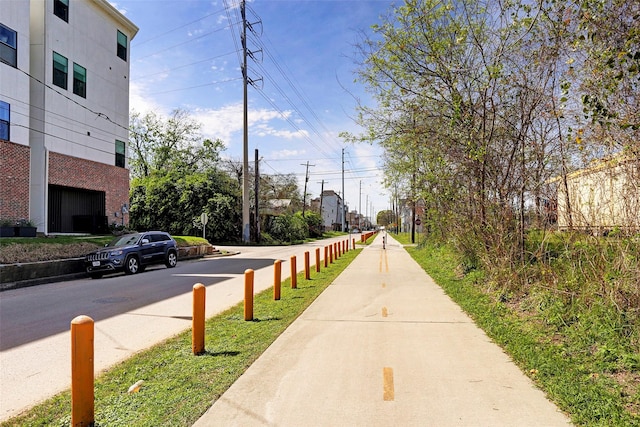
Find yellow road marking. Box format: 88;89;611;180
383;367;394;401
382;307;388;317
379;249;389;273
384;249;389;272
381;282;386;288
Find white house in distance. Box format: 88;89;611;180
310;190;346;231
0;0;138;234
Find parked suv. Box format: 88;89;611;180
85;231;178;279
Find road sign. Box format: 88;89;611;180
415;218;421;226
200;212;208;225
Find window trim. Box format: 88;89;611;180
53;51;68;90
53;0;69;22
117;30;127;61
0;101;9;141
73;62;86;98
0;23;17;67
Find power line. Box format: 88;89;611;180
133;50;238;80
132;7;228;47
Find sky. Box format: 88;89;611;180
109;0;398;222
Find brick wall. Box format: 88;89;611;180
49;152;130;225
0;141;30;221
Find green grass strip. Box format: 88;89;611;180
2;248;361;427
404;241;638;427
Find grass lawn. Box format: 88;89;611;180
1;246;361;427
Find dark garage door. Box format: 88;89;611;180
48;185;107;233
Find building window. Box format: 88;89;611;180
53;52;68;89
115;140;126;167
117;30;127;61
0;23;17;67
73;63;86;98
53;0;69;22
0;101;9;141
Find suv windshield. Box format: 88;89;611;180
106;233;142;247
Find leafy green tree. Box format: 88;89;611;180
349;0;575;267
129;109;224;179
268;213;307;243
128;109;241;241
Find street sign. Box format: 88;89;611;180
201;213;208;239
415;218;421;226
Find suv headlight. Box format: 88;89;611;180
110;250;124;257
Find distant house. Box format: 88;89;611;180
1;0;138;234
264;199;292;215
399;198;425;233
314;190;346;231
556;155;640;233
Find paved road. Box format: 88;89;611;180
194;233;572;426
0;236;354;422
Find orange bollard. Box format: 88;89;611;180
290;255;297;289
338;241;341;257
71;315;94;427
329;244;333;263
353;238;356;249
324;246;328;268
274;260;281;300
315;248;321;273
192;283;206;355
304;251;310;280
244;269;254;321
343;240;346;253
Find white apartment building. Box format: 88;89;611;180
0;0;138;234
317;190;345;231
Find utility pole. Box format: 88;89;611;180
239;1;262;243
255;149;260;243
359;180;362;231
318;179;325;228
301;161;315;217
341;148;345;232
241;0;250;243
366;194;368;229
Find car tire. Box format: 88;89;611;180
90;273;103;279
124;255;140;275
165;250;178;268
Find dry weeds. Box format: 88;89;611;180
0;242;101;264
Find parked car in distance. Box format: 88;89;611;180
85;231;178;279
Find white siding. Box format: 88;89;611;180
36;0;136;165
0;0;31;146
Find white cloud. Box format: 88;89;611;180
129;81;163;114
269;149;307;159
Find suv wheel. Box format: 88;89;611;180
165;250;178;268
124;255;140;275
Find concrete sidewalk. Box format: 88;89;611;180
194;233;572;426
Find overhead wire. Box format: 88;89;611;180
132;7;228;47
